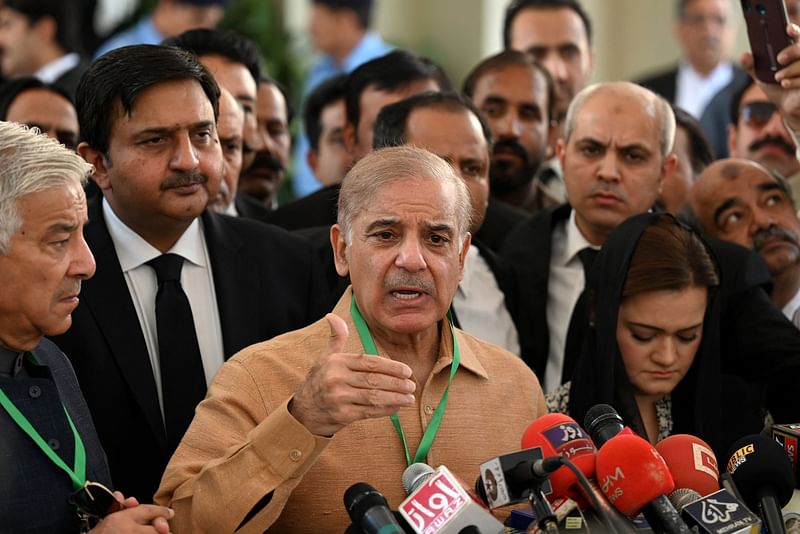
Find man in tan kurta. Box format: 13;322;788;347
155;146;547;532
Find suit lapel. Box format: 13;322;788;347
82;197;167;450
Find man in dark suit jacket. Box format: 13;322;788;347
0;0;89;99
636;0;747;156
0;121;173;533
50;45;327;503
502;82;679;391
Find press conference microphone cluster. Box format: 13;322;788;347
585;404;692;534
653;433;761;534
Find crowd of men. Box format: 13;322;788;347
2;0;800;531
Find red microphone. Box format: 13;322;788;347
520;412;596;506
595;433;675;516
655;434;720;497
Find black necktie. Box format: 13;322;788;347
562;247;599;384
147;253;207;449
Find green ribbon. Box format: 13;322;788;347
350;296;460;466
0;352;86;490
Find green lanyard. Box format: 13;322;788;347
0;352;87;491
350;296;460;466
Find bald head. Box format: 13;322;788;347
688;158;800;278
564;81;676;157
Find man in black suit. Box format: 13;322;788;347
0;0;89;98
266;49;450;231
502;82;678;391
50;44;326;503
373;92;522;355
636;0;748;156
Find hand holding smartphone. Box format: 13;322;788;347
741;0;795;83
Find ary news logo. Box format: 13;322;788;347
692;441;719;480
541;422;595;458
726;443;755;472
399;468;467;533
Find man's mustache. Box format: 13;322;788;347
384;272;435;295
750;135;796;156
247;151;284;173
753;225;800;251
160;170;207;190
492;138;529;162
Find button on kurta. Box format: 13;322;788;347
28;386;41;398
424;405;434;415
289;449;302;461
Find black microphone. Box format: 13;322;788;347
668;487;762;533
474;447;560;508
726;434;794;534
586;405;691;534
584;404;627;448
457;527;482;534
344;482;405;534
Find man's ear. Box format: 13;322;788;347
343;122;358;159
306;149;319;174
78;143;111;191
727;124;738;158
331;224;350;277
32;15;56;44
458;232;472;282
659;153;678;195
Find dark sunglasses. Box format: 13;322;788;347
741;101;779;128
69;481;122;525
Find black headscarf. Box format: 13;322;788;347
568;212;763;458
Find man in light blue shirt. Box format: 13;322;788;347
292;0;392;198
94;0;227;58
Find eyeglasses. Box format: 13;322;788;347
69;481;122;526
741;101;780;128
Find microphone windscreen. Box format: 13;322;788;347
725;434;794;508
655;434;720;496
402;463;435;495
595;433;675;516
668;488;701;511
520;413;596;503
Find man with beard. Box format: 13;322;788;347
464;50;557;216
687;159;800;324
728;78;800;205
237;77;292;209
49;45;327;503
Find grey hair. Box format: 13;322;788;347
0;121;92;255
337;145;472;244
563;81;676;157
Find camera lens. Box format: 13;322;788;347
756;2;767;16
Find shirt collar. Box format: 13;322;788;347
0;346;25;377
562;209;599;267
35;53;80;84
678;60;733;85
782;287;800;320
456;244;480;300
333;287;488;380
102;197;207;271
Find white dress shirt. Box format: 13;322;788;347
545;210;599;393
102;199;225;419
34;53;80;84
782;288;800;329
453;244;520;355
675;60;734;119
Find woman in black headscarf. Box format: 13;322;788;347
550;212;765;458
